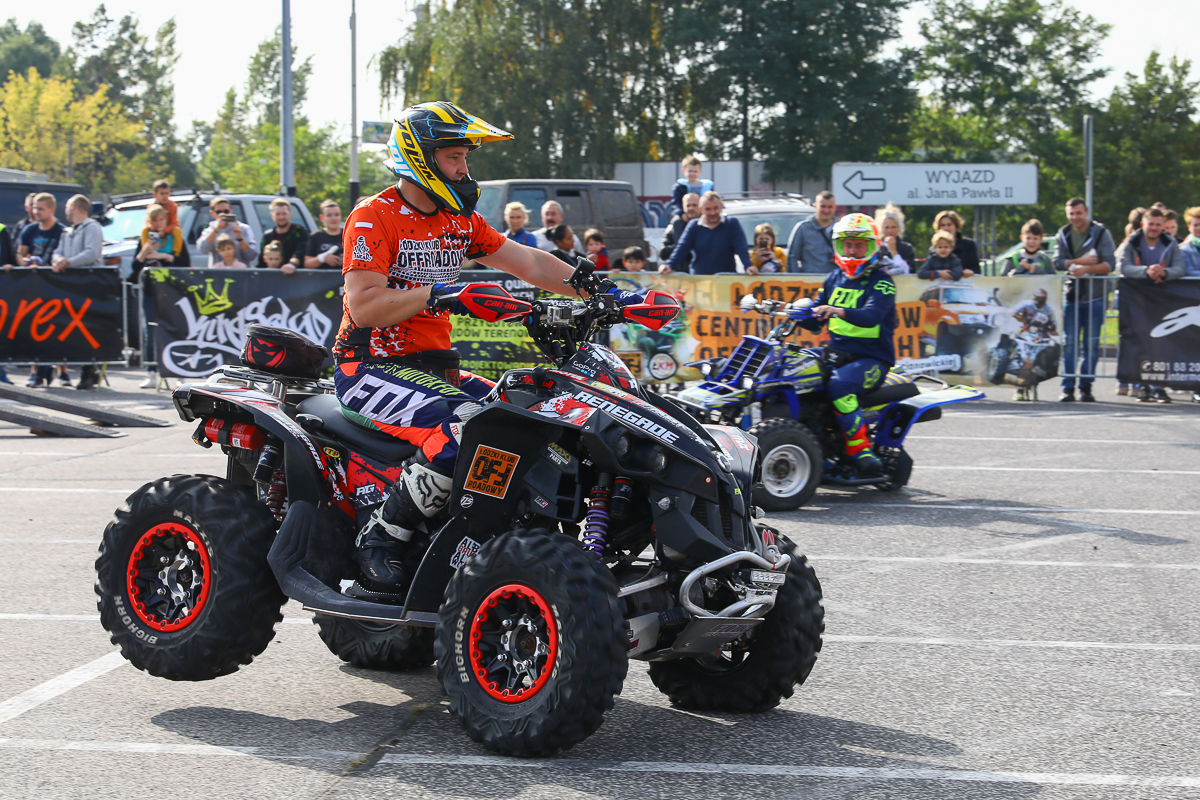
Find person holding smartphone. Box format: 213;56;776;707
748;223;786;273
198;197;258;267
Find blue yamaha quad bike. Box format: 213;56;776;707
673;296;984;511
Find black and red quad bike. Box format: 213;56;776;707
95;265;823;756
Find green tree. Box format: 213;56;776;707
669;0;914;181
897;0;1111;253
55;6;195;190
243;26;313;129
1092;53;1200;238
0;18;61;80
377;0;694;179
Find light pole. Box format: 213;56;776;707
349;0;360;208
281;0;296;197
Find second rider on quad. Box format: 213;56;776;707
794;213;898;476
333;101;640;597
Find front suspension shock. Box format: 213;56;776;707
581;473;614;558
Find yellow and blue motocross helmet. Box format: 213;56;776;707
385;101;513;217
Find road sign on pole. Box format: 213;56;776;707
832;163;1037;206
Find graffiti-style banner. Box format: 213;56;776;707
1117;278;1200;390
0;267;124;363
147;269;552;379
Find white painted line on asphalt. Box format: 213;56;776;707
826;635;1200;653
0;452;216;457
0;652;125;726
0;539;96;544
381;754;1200;787
834;503;1200;516
0;739;1195;787
910;435;1200;445
0;613;311;624
812;555;1200;570
920;465;1200;475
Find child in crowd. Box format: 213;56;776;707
670;155;714;217
261;241;284;270
214;235;249;268
918;231;964;281
547;224;581;266
748;223;786;273
136;204;187;268
151;179;180;230
617;246;647;272
1004;220;1054;276
584;228;609;269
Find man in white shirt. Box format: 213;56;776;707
533;200;583;253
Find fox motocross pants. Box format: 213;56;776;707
334;360;494;475
821;351;889;456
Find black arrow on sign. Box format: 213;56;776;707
841;170;886;200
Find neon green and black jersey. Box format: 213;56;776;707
798;267;898;365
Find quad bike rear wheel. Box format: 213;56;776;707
648;533;823;712
314;616;436;671
436;529;627;756
95;474;286;681
751;419;823;511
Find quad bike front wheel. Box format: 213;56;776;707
648;533;823;712
96;475;286;681
751;419;823;511
314;616;436;671
436;529;627;756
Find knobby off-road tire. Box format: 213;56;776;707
751;419;823;511
314;616;436;671
648;535;824;712
436;529;628;757
95;474;286;681
877;448;914;492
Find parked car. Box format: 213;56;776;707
722;195;816;256
101;191;317;278
1;177;88;229
475;179;648;261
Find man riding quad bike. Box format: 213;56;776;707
792;213;899;476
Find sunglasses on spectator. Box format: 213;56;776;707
213;207;231;214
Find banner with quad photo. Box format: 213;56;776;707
147;268;555;380
603;273;1064;387
0;267;124;363
1116;277;1200;390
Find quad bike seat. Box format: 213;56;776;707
296;394;419;464
860;380;920;408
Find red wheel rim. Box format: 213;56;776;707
125;522;212;632
468;584;558;703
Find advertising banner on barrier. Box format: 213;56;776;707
147;269;344;378
146;267;1064;386
147;269;549;379
0;267;124;364
1117;278;1200;390
604;273;1062;387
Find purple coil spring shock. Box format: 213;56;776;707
582;474;614;558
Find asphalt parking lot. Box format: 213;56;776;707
1;368;1198;799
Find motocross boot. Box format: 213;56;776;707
354;463;453;592
833;397;883;476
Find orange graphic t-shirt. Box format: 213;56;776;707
332;186;507;361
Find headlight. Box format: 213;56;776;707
701;362;712;376
650;445;669;474
958;313;985;324
614;431;633;460
742;376;754;390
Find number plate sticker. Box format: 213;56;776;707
750;570;786;585
464;445;520;499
